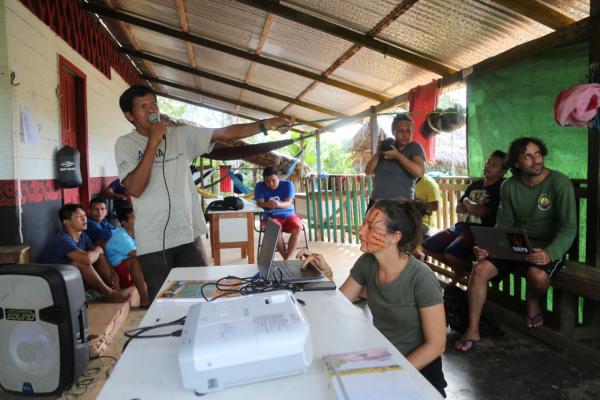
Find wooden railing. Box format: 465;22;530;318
302;175;373;244
427;178;597;337
301;175;599;336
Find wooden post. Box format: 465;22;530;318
331;177;338;243
586;1;600;266
369;107;379;156
300;137;305;192
316;134;322;177
304;177;313;241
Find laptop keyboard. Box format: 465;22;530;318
271;260;301;279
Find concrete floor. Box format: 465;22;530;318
2;236;600;400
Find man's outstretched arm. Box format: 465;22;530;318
211;117;293;142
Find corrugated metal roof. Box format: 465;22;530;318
91;0;590;137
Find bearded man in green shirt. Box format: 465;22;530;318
455;137;576;352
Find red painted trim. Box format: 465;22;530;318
18;0;142;86
59;55;91;204
0;177;118;207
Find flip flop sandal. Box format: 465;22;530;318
454;338;480;353
526;313;544;329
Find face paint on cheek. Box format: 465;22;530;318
366;229;387;252
364;209;388;252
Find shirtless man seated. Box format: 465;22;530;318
41;203;131;303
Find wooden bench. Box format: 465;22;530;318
0;245;31;265
426;177;600;360
88;286;139;358
553;261;600;340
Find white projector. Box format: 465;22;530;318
178;290;313;394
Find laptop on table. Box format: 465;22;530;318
257;219;324;282
470;226;533;262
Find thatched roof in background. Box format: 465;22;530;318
350;121;387;152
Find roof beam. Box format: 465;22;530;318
489;0;576;30
233;0;457;76
144;76;323;128
174;0;203;96
124;48;347;117
310;15;592;136
237;13;274;113
461;16;590;79
99;0;165;91
81;2;389;102
280;0;419;114
156;91;309;136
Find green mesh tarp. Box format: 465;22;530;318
467;42;589;179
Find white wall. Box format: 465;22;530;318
0;2;15;180
5;0;133;181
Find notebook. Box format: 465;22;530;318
470;226;533;261
257;219;324;282
323;348;424;400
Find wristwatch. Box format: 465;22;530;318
259;121;269;136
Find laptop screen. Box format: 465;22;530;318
256;219;280;278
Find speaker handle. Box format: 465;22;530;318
77;307;87;344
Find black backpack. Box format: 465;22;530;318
206;196;244;212
443;286;504;338
56;145;82;188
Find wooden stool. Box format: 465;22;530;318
0;245;31;265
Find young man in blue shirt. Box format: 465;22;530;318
86;197;116;246
41;204;130;303
255;166;303;260
105;206;150;307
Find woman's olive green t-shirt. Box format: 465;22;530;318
350;254;443;355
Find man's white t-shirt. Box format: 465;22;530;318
115;125;214;256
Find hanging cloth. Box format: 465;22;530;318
408;79;441;161
553;83;600;128
219;166;232;193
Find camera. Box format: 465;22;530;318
379;138;398;152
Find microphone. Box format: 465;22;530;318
148;113;160;123
148;113;166;142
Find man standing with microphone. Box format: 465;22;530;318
115;85;294;300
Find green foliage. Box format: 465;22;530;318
322;140;359;174
157;98;188;119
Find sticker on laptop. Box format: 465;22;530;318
507;232;529;254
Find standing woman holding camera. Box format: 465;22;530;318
365;113;425;210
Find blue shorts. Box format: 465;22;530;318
423;222;475;259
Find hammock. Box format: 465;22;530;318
197;146;305;199
227;171;252;195
204;139;294;160
196;187;219;199
281;148;304;179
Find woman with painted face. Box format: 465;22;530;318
297;200;447;397
364;113;426;210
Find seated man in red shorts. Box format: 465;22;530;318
105;206;150;306
254;166;303;260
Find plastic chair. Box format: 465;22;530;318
256;215;309;255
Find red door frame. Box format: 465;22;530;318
58;55;90;205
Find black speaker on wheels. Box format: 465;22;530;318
0;264;89;396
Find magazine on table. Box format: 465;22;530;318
323;348;424;400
